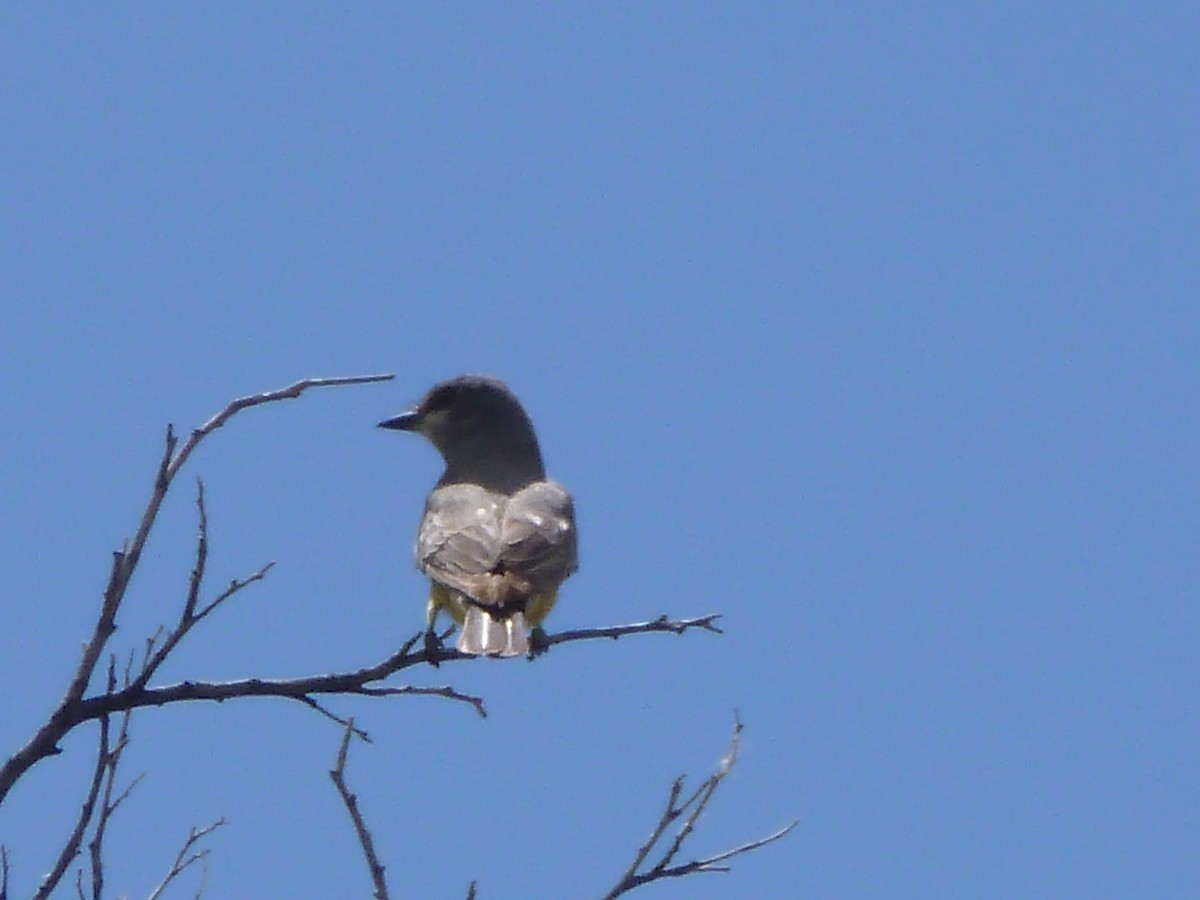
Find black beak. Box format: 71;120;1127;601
377;410;422;431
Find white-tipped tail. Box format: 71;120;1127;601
458;608;529;657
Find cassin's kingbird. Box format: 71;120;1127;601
379;375;578;657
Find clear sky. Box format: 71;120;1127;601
1;5;1197;898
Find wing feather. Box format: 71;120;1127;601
417;484;502;581
501;481;579;588
417;480;577;608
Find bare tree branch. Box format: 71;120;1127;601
169;375;395;482
133;481;275;695
543;614;723;648
602;718;796;898
183;478;209;622
33;661;118;900
66;613;719;727
1;843;11;900
145;819;226;900
3;614;720;827
329;721;389;900
0;374;394;808
86;694;139;900
129;480;248;696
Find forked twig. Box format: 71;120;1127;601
145;819;226;900
603;717;796;898
330;721;389;900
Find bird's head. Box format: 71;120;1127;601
379;375;546;487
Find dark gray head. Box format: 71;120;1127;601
379;375;546;490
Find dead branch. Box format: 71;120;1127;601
0;374;393;808
602;718;796;898
3;614;722;798
131;480;274;695
33;662;118;900
145;819;226;900
329;721;389;900
543;614;723;647
85;673;140;900
59;613;721;731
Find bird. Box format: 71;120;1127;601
379;375;578;658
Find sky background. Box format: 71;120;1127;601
1;5;1197;898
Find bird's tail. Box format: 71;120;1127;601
458;607;529;657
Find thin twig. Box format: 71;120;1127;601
194;563;276;624
1;844;10;900
669;820;798;873
167;375;395;484
134;478;270;693
145;819;226;900
329;721;389;900
655;718;739;870
611;777;685;891
87;698;139;900
295;696;374;741
344;684;489;718
602;718;796;899
182;478;209;622
135;555;275;692
543;614;723;647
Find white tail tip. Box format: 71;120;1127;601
458;608;529;657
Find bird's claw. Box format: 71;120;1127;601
526;626;550;660
424;628;444;666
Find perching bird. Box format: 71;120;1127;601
379;376;578;657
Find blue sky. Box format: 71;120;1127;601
1;5;1197;898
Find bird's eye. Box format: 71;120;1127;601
423;385;459;414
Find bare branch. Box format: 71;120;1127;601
182;478;209;622
167;375;395;484
135;550;274;692
1;844;10;900
86;692;139;900
543;614;723;648
74;641;488;723
1;615;719;776
145;819;226;900
294;696;374;741
329;721;389;900
610;777;685;891
673;820;798;872
602;718;795;899
33;662;117;900
0;374;393;808
71;613;718;726
194;563;275;622
344;684;489;718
